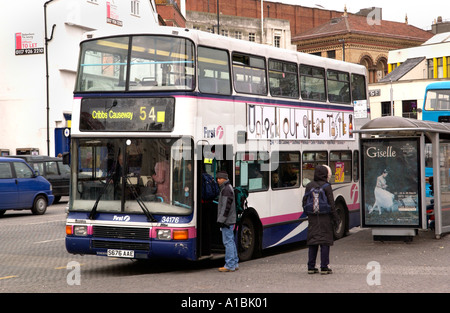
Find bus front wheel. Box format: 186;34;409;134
238;215;256;261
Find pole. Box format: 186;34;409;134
261;0;264;44
217;0;220;34
390;79;394;116
44;0;56;156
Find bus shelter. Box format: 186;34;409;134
356;116;450;240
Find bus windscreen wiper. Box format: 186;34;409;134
89;170;115;220
126;177;157;222
89;149;120;220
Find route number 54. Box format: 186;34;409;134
140;106;156;121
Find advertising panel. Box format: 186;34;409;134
247;104;354;141
361;137;421;227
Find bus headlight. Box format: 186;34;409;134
157;229;171;240
73;225;88;236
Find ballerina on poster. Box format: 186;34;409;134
369;169;394;214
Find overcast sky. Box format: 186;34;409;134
273;0;449;30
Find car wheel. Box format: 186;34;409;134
31;195;48;215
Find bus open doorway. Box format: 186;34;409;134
196;144;233;259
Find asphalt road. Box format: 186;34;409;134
1;198;449;298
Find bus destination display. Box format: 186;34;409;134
80;97;175;132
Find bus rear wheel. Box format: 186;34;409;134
238;216;256;261
333;201;346;239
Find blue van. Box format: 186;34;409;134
0;157;54;216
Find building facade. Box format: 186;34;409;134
369;32;450;119
186;0;345;37
292;11;433;84
186;11;295;50
0;0;159;157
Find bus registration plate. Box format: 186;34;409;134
107;249;134;258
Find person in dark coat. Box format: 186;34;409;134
302;165;339;275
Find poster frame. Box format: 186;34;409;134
360;136;422;228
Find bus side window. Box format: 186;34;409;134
232;53;267;96
271;151;300;189
235;151;269;192
351;73;367;101
327;70;350;104
299;64;326;102
302;151;328;186
198;46;231;95
329;151;352;183
268;59;299;99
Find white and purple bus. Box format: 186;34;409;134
65;27;368;261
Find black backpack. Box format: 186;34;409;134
303;183;331;214
202;173;220;200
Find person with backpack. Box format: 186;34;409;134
302;165;339;275
216;170;239;272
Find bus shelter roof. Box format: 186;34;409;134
356;116;450;138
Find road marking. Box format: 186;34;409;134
34;238;65;244
55;263;85;270
0;275;18;280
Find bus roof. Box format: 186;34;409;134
81;26;367;76
426;81;450;90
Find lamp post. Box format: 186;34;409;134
44;0;56;156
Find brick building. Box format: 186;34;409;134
186;0;344;36
292;12;433;83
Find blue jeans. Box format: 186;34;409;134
221;224;239;270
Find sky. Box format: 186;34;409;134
275;0;450;30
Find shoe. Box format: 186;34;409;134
308;268;319;274
218;267;235;272
320;267;333;275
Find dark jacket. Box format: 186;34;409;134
217;179;236;226
302;165;340;246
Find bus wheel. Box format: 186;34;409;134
31;195;48;215
334;201;346;239
238;216;256;261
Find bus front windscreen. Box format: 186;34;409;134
70;137;193;216
76;35;195;92
424;89;450;111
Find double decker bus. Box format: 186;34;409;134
422;81;450;123
65;27;369;261
422;81;450;196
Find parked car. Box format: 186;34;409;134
9;155;70;203
0;157;54;216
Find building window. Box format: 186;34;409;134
221;29;228;37
234;31;242;40
428;59;434;78
437;57;444;78
327;50;336;59
248;33;256;42
381;101;392;116
206;28;214;34
274;35;281;48
402;100;418;119
131;0;140;16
